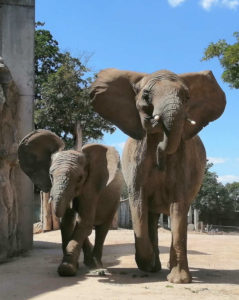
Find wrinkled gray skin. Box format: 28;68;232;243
18;130;123;276
134;72;188;170
91;68;226;283
49;151;86;219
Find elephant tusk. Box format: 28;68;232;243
187;118;196;125
153;114;160;121
48;196;53;203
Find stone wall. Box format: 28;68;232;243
0;0;35;261
0;62;20;260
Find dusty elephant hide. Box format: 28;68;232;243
18;129;123;276
91;68;226;283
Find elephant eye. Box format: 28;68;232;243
181;89;190;103
142;90;151;103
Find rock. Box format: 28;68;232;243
0;65;20;261
0;58;12;84
33;222;43;234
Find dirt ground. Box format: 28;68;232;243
0;228;239;300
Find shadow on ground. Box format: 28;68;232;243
33;240;239;286
191;267;239;285
33;240;208;271
94;267;239;285
0;238;238;300
103;242;208;256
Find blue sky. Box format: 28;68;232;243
36;0;239;184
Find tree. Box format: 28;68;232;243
202;32;239;89
225;182;239;212
34;23;115;147
35;22;62;100
193;163;234;224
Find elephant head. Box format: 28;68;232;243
18;129;120;218
90;68;226;169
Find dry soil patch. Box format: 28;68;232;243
0;229;239;299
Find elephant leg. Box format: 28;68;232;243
130;194;157;272
58;208;79;276
91;222;112;268
148;212;161;271
82;237;95;268
167;202;192;284
58;202;96;277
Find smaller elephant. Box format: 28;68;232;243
18;129;123;276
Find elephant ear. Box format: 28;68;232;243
18;129;65;193
179;70;226;140
90;68;145;140
82;143;121;193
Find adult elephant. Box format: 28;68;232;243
18;129;123;276
90;68;226;283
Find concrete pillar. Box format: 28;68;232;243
0;0;35;254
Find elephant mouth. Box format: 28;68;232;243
143;115;164;133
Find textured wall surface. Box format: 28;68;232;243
0;0;35;261
0;64;20;260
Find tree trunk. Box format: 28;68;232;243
188;206;193;224
159;214;164;227
194;208;199;231
75;120;83;151
168;216;171;229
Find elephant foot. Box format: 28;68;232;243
167;259;176;270
167;266;192;284
84;256;103;269
58;261;78;277
135;253;161;273
84;255;95;268
92;256;103;269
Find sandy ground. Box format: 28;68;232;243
0;228;239;300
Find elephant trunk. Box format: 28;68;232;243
50;174;74;218
154;97;185;170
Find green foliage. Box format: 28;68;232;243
202;32;239;89
225;182;239;212
34;22;115;147
35;22;62;99
193;163;234;224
